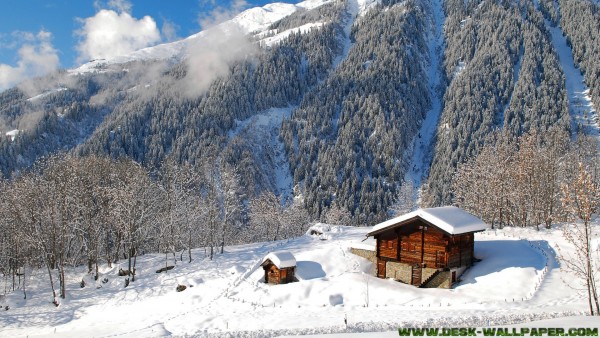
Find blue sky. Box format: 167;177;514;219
0;0;296;90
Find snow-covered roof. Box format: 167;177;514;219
261;251;296;269
368;206;488;236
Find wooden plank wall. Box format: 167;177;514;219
447;233;474;268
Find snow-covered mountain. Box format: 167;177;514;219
0;0;599;223
71;0;358;74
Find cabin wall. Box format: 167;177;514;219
265;265;281;284
376;220;452;268
377;231;398;260
399;229;423;264
420;226;449;268
284;267;295;283
377;226;476;269
447;233;475;268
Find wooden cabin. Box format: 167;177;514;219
261;251;296;285
367;206;487;288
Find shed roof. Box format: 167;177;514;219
261;251;296;269
368;206;488;236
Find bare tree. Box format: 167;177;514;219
109;160;159;284
218;162;243;254
249;191;283;242
390;180;418;217
324;203;353;225
559;162;599;315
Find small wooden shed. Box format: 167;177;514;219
367;206;488;288
261;251;296;285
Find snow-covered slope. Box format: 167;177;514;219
403;0;445;204
531;0;599;146
0;223;595;337
228;107;295;198
546;20;599;143
71;0;336;74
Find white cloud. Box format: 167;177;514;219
0;30;60;92
182;22;258;98
76;8;161;63
161;19;180;42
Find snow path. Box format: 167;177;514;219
331;0;360;70
547;24;600;143
331;0;378;70
532;0;600;146
403;0;445;205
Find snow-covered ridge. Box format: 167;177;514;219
70;0;335;74
26;87;67;101
260;22;327;47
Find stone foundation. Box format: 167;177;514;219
385;261;412;283
349;247;464;289
350;248;376;264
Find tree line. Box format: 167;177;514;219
0;154;310;305
452;129;598;229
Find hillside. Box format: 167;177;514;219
0;223;597;337
1;0;598;223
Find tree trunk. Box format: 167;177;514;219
22;266;26;300
587;274;595;315
132;254;137;282
45;261;58;306
188;233;193;263
59;261;66;299
127;249;132;277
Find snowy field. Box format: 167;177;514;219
1;222;597;337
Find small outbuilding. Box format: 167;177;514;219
367;206;488;288
261;251;297;285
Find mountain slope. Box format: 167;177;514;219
424;0;571;206
281;0;432;223
0;0;598;223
